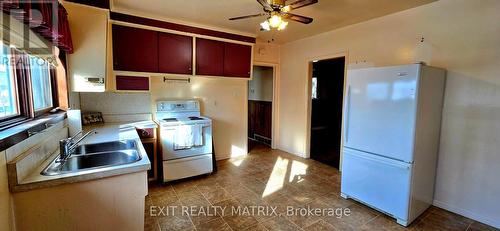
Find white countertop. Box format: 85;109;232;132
11;121;155;192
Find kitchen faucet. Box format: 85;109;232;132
58;129;97;162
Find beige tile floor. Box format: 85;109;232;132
145;145;498;231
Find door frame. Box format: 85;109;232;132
251;62;280;149
305;52;348;170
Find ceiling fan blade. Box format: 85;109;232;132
257;0;273;12
286;0;318;10
282;13;313;24
229;13;268;21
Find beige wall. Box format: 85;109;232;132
249;66;273;102
0;151;12;231
150;76;248;160
254;42;280;64
278;0;500;227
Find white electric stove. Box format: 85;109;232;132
155;100;213;182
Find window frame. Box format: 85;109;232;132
0;46;58;130
0;48;30;128
34;66;58;117
28;55;57;116
0;53;20;121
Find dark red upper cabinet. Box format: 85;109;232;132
112;25;158;72
158;32;193;74
196;38;224;76
224;43;252;78
115;76;149;91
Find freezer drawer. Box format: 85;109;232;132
341;148;412;222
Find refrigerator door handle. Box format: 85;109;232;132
345;85;352;143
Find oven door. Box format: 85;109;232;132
160;122;213;160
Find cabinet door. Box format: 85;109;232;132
158;32;193;74
195;38;224;76
115;76;149;91
224;43;252;78
112;25;158;72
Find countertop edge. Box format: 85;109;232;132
11;162;150;193
10;122;154;193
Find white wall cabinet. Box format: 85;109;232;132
64;2;108;92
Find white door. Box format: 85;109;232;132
341;148;412;221
344;65;419;162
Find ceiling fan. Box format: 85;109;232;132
229;0;318;31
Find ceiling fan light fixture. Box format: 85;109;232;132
230;0;317;31
268;14;283;28
277;20;288;30
260;20;271;31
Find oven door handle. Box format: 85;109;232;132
161;125;211;129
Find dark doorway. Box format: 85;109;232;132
310;57;345;169
248;66;273;152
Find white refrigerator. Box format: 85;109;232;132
340;64;446;226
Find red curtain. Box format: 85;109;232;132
1;0;74;53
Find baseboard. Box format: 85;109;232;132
433;200;500;229
215;155;231;161
276;146;306;158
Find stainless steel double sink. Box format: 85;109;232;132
41;140;142;176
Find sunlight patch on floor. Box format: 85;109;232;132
229;145;247;165
289;160;308;183
229;156;245;167
262;156;289;198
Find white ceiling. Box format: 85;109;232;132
111;0;436;44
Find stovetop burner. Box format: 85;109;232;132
188;116;204;120
163;118;178;122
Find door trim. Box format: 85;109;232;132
252;62;279;149
305;52;348;170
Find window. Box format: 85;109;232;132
0;42;58;130
0;45;18;119
29;56;53;111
